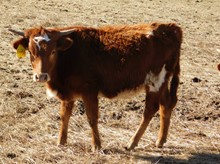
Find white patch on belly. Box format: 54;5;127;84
145;65;167;92
98;85;145;99
46;88;57;98
33;33;51;50
116;85;145;99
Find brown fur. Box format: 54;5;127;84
11;22;182;151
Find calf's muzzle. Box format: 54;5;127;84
33;73;50;82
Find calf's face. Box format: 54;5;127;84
10;27;74;82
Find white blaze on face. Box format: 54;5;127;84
33;33;51;50
145;65;167;92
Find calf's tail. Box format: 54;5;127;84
167;24;182;105
170;59;180;105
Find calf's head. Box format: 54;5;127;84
10;27;74;82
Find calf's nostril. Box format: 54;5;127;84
38;73;50;82
43;75;47;81
33;73;40;81
35;74;39;80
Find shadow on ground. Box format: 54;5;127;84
103;148;220;164
133;153;220;164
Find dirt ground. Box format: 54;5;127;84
0;0;219;163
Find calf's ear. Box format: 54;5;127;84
12;38;28;50
57;37;73;51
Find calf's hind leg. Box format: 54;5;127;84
126;93;160;151
156;68;179;147
156;104;172;148
156;89;177;148
58;100;74;145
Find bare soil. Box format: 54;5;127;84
0;0;219;163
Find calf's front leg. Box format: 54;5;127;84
58;100;74;145
82;94;101;151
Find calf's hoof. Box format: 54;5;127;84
155;139;166;148
125;142;137;151
58;138;67;146
92;144;102;152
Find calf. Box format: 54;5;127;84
9;22;182;151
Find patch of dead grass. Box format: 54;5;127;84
0;0;220;163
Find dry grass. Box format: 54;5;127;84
0;0;220;163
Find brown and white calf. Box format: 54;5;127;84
9;22;182;151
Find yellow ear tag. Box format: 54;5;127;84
16;44;26;58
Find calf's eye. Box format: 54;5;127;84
51;50;56;55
